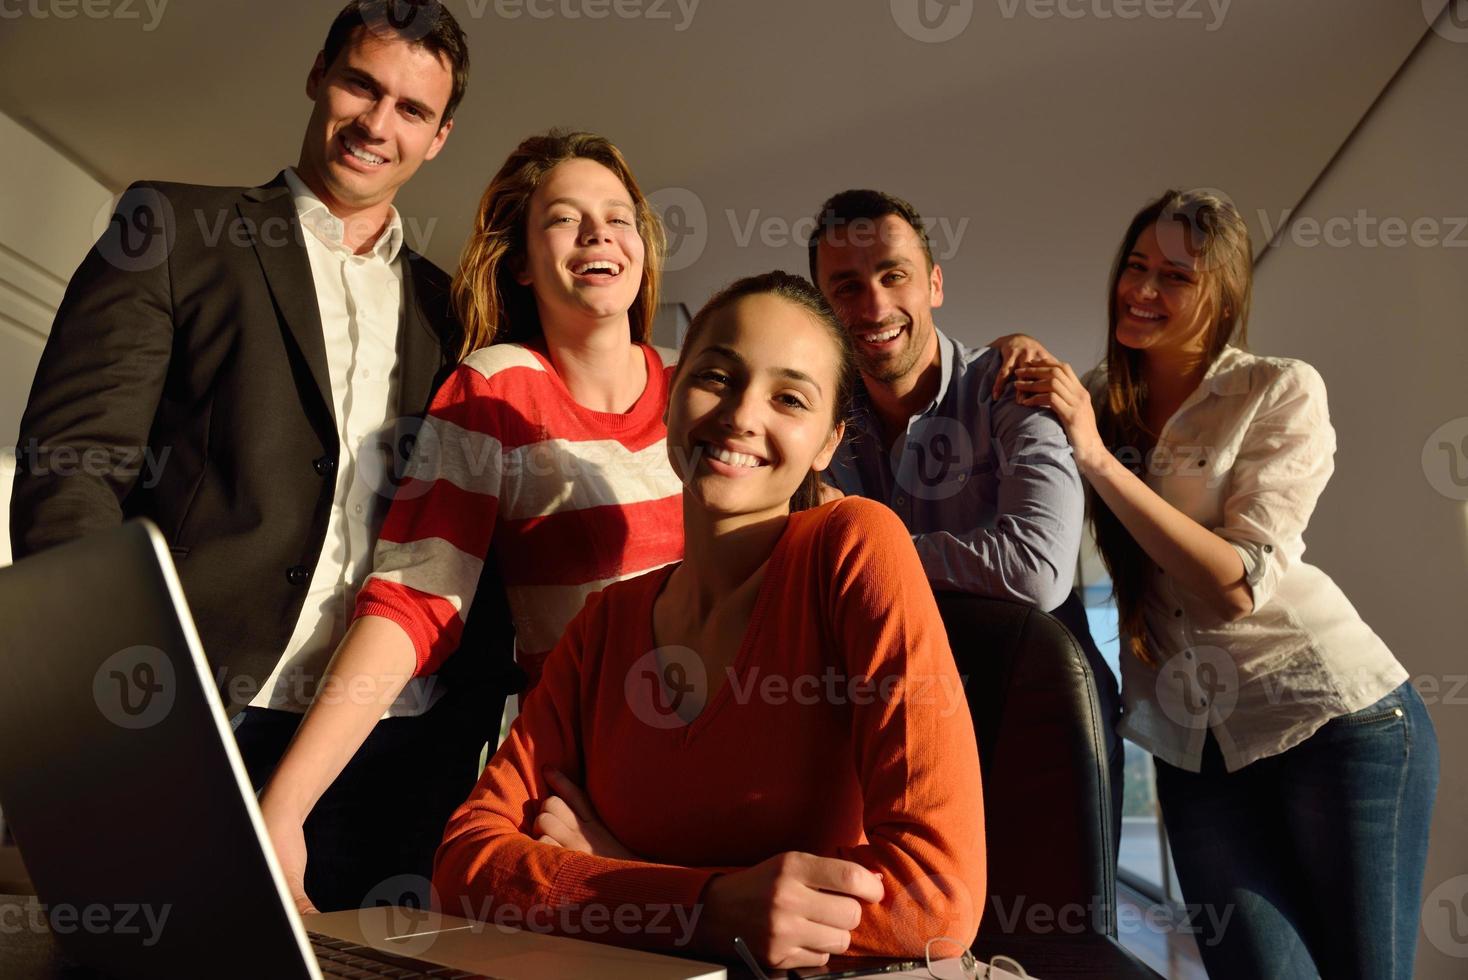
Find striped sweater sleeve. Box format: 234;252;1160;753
352;347;528;675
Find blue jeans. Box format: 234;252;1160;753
1154;681;1438;979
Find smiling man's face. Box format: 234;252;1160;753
298;28;455;215
814;213;943;387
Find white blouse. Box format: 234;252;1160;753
1091;346;1408;773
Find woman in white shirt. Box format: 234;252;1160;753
1008;189;1438;979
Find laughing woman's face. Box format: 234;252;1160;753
1114;223;1216;356
518;157;645;328
667;293;845;525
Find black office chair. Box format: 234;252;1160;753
435;546;523;751
934;591;1118;938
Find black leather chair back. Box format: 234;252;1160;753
434;545;521;747
934;591;1117;937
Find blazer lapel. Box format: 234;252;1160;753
397;250;456;415
239;173;335;425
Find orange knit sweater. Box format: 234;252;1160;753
433;497;985;957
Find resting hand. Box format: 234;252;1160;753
987;333;1057;400
1013;359;1108;473
533;768;639;862
261;806;320;916
696;852;884;970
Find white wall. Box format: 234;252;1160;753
1247;27;1468;980
0;111;114;566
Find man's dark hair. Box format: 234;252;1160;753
322;0;470;125
806;189;935;285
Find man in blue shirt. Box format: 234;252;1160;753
808;188;1122;845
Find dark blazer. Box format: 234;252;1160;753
11;172;464;710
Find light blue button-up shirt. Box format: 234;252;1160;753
826;328;1084;611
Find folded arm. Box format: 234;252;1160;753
431;592;717;952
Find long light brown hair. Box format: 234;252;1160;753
1092;189;1252;665
451;130;665;359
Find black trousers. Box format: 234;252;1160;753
232;683;500;913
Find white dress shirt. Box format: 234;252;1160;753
1097;346;1408;773
249;169;440;717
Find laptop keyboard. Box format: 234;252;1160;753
309;931;502;979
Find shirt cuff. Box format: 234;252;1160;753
353;599;434;674
1225;537;1276;611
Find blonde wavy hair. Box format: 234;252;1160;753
451;130;665;359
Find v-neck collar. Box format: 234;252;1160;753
643;515;798;744
1154;345;1251;444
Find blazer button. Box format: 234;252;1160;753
1263;544;1274;553
313;456;337;477
287;565;311;586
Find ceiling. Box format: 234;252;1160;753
0;0;1442;363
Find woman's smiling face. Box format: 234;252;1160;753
1114;223;1217;356
517;157;645;327
667;292;846;522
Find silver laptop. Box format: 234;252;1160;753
0;520;725;980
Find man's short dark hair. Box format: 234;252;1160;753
807;189;935;285
322;0;470;124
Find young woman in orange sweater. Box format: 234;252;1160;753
431;272;986;971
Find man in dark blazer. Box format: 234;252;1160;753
9;0;501;912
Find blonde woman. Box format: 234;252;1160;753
1008;189;1437;979
260;131;685;913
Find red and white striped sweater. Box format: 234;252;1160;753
354;341;685;688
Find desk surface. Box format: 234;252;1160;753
0;895;1162;980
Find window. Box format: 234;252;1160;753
1080;570;1183;903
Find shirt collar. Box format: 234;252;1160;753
1202;344;1254;396
282;167;404;263
850;324;956;437
931;326;957;410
